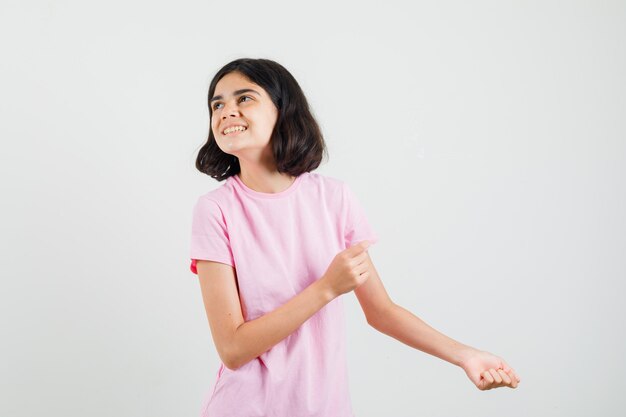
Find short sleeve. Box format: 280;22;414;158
189;196;235;274
342;182;379;248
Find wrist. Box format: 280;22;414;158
456;345;480;368
316;276;337;302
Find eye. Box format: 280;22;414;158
212;95;252;111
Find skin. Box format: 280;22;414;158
210;71;296;194
208;71;521;391
460;349;520;390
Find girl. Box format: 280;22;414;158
189;58;520;417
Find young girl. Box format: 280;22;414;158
189;58;520;417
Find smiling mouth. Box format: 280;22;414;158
222;125;248;135
224;129;246;136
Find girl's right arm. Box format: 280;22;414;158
196;241;371;370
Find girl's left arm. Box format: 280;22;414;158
357;253;521;391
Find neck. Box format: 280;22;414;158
237;164;296;194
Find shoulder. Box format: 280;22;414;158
194;176;238;208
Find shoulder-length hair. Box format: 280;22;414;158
196;58;328;181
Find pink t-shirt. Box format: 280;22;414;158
189;171;379;417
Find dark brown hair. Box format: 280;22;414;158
195;58;328;181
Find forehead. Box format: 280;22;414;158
214;72;262;94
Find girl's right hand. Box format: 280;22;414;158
321;240;372;298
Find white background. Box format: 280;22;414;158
1;1;625;416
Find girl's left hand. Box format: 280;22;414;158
460;349;521;391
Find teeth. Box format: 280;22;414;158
223;126;247;135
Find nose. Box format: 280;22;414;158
221;99;241;119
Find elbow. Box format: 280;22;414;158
223;359;239;371
217;341;240;371
367;317;383;331
223;345;258;371
222;349;241;371
224;354;248;371
367;302;396;330
220;325;258;371
222;341;248;371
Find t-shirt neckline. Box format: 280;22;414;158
231;172;306;199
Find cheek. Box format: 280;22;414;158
210;121;220;136
260;112;278;130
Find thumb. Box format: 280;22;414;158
353;240;370;252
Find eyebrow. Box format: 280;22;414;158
209;88;261;104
